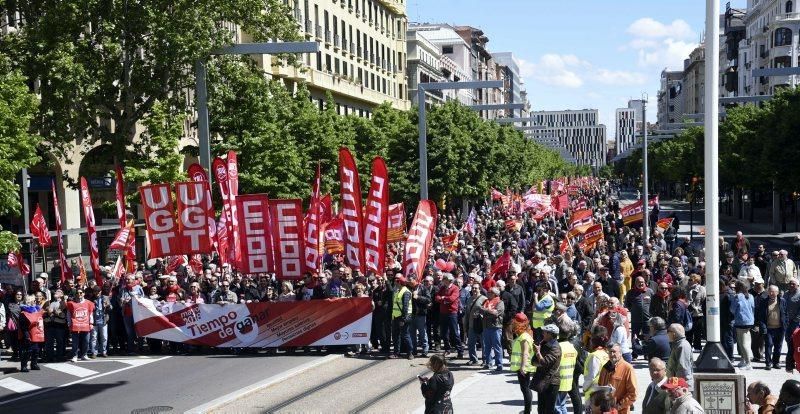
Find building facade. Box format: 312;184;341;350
267;0;411;116
527;110;607;167
492;52;528;118
615;108;636;155
657;70;686;127
409;23;474;106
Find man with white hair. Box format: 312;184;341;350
666;324;694;389
769;250;797;291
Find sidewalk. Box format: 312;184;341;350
412;350;796;413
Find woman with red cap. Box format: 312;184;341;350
510;312;535;414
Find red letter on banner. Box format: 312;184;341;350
339;148;366;275
271;199;304;280
175;181;212;254
363;157;389;274
139;184;178;258
236;194;273;274
403;200;438;278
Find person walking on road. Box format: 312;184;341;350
732;281;756;370
756;285;788;370
555;329;578;414
419;354;454;414
435;274;463;359
510;313;536;414
480;287;504;370
666;324;694;389
411;277;432;358
598;342;638;414
464;283;487;365
390;276;413;360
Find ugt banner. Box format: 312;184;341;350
132;297;372;347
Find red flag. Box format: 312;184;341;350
402;200;438;278
175;181;213;254
363;157;390;275
656;217;674;232
79;177;103;285
491;188;504;200
188;163;217;244
51;180;72;282
139;184;179;258
189;254;204;274
115;166;136;263
490;251;511;277
320;194;332;224
216;215;229;266
226;151;242;267
504;219;522;232
213;157;236;265
110;220;134;250
236;194;274;274
165;255;186;274
441;233;459;252
339;148;366;274
323;213;345;254
7;251;30;276
621;200;644;226
270;199;304;280
582;223;604;246
303;162;323;273
387;203;406;243
559;238;570;255
77;256;88;283
30;204;52;247
569;209;594;229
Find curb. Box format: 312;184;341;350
184;354;343;414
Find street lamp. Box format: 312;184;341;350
641;93;650;244
196;42;320;172
416;80;503;199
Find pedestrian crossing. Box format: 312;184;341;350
0;356;170;404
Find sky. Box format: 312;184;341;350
407;0;747;140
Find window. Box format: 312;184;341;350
775;28;792;46
442;45;454;54
774;55;791;68
787;1;793;13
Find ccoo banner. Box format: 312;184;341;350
236;194;274;274
270;199;304;279
133;297;372;347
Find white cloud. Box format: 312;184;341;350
626;18;695;40
624;17;699;70
517;54;646;89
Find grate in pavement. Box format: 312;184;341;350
131;406;173;414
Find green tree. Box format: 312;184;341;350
0;54;41;252
2;0;299;182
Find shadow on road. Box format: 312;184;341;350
0;380;128;413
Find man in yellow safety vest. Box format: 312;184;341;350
582;326;611;401
390;275;413;360
531;283;555;341
555;331;578;414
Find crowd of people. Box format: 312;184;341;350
2;180;800;414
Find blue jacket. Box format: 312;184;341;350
644;329;671;361
755;297;788;331
731;293;755;327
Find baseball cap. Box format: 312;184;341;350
661;377;689;390
542;324;560;335
514;313;529;323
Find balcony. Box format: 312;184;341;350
776;12;800;22
334;35;341;49
294;8;302;24
305;19;313;34
315;24;322;40
357;47;363;60
351;43;356;56
325;30;332;45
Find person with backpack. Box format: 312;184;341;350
667;287;693;334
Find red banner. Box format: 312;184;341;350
133;297;373;347
51;180;72;282
216;216;229;266
174;181;213;254
323;214;345;254
441;233;459;253
140;184;179;258
79;178;103;285
403;200;438;278
188;163;217;244
115;166;136;263
227;151;242;267
363;157;389;275
271;199;304;279
621;200;644;226
387;203;406;243
236;194;274;274
569;209;594;229
656;217;674;232
7;251;30;277
30;204;52;247
339;148;366;274
320;194;332;225
213;157;236;264
490;251;511;277
303;163;322;273
583;223;604;247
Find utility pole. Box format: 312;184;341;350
641;94;649;243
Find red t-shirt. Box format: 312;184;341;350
67;300;95;333
23;311;45;343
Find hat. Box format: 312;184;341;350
39;272;48;279
514;313;529;323
753;275;765;285
542;324;560;335
661;377;690;390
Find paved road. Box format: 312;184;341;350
0;352;318;413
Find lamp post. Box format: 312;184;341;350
416;80;503;199
196;42;320;172
641;93;650;243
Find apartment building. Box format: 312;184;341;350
739;0;800;96
492;52;528;118
527;110;607;167
265;0;411;116
615;108;636;156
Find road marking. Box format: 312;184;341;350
184;354;342;414
0;356;171;406
44;363;99;378
0;378;41;394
